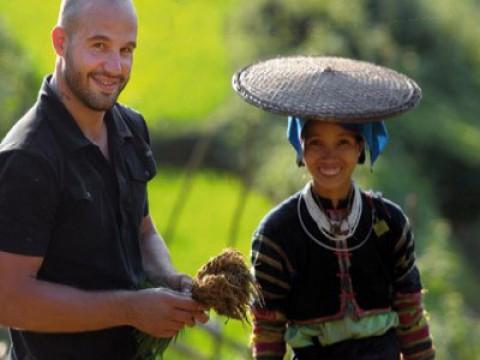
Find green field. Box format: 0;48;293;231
148;168;273;359
149;168;272;274
0;0;238;124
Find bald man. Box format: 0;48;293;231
0;1;207;359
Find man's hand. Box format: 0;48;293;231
161;272;194;294
127;287;208;338
0;251;208;335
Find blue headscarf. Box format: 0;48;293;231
287;116;389;166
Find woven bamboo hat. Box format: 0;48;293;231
232;56;421;122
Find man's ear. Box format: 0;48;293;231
52;26;67;56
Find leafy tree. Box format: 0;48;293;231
222;1;480;357
0;20;39;138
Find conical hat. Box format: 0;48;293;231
232;56;421;122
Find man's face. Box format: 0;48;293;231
62;2;137;111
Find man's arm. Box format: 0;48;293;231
139;215;192;292
0;250;206;338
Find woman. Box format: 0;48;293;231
232;57;435;360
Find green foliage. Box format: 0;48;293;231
149;168;272;271
223;1;480;358
0;19;39;137
147;168;272;359
0;0;238;124
2;0;480;358
419;219;480;359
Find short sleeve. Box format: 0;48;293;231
0;151;58;256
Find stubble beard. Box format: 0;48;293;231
63;50;129;111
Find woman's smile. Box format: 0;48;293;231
302;121;363;200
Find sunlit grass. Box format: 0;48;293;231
0;0;238;123
149;168;272;269
148;168;272;359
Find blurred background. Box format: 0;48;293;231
1;0;480;359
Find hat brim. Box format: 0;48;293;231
232;56;422;123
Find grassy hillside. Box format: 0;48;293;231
148;168;273;359
149;168;272;274
0;0;238;124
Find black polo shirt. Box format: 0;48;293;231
0;77;157;359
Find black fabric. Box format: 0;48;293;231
0;76;157;359
252;190;415;321
292;329;400;360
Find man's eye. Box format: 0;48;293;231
93;43;106;50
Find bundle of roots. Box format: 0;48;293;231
136;248;262;359
191;248;263;322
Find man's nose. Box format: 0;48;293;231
104;52;123;75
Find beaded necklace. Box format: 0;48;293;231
297;182;374;252
302;182;362;241
312;187;354;236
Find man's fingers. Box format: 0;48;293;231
161;318;185;329
178;274;193;294
169;308;197;326
170;293;205;312
193;310;209;324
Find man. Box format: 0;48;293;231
0;0;208;359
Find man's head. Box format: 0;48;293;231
52;0;137;112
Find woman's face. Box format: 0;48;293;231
302;121;363;199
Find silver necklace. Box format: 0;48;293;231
297;182;374;252
313;187;354;236
302;182;362;241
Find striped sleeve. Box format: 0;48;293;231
250;232;294;360
393;216;416;283
251;307;287;360
393;290;435;359
393;217;435;359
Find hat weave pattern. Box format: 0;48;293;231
232;56;421;122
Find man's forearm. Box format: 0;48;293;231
142;239;177;286
0;276;133;332
139;216;177;286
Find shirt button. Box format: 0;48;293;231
85;191;92;200
144;170;150;177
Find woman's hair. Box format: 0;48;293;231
356;135;366;164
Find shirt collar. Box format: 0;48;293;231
109;105;134;142
39;75;133;152
311;187;353;210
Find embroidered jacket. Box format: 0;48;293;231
250;187;435;360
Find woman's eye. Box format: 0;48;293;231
337;139;354;149
307;139;321;146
